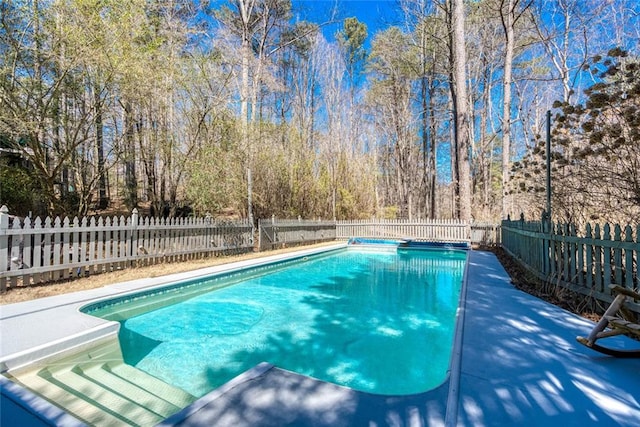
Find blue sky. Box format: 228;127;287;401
292;0;399;46
204;1;400;48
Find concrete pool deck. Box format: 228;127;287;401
2;248;640;426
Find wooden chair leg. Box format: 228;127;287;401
583;293;628;347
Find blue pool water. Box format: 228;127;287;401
92;248;466;397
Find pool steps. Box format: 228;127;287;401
105;363;195;408
8;342;196;426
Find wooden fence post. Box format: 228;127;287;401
549;222;557;279
603;223;612;289
624;225;634;289
594;224;603;293
0;205;9;292
540;211;548;278
585;224;593;290
204;213;212;253
131;208;139;266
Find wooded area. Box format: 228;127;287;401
1;0;638;224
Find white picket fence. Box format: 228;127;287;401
1;206;501;291
0;206;253;291
336;219;471;243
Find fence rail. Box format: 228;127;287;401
502;217;640;313
0;206;253;291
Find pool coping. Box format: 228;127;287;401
156;362;277;426
444;245;471;426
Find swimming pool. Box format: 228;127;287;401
83;247;467;397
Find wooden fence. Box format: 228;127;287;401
470;222;501;246
336;219;471;243
502;217;640;313
0;206;253;291
1;205;502;291
258;218;336;251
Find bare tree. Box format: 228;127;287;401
529;0;606;104
450;0;472;221
498;0;532;218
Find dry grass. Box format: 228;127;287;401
0;242;340;305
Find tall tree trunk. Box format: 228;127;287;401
480;48;500;219
33;0;55;215
123;102;138;210
236;0;255;223
95;86;108;209
419;19;430;219
452;0;472;221
421;71;429;218
501;0;515;219
428;72;437;218
447;4;460;211
243;39;253;223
